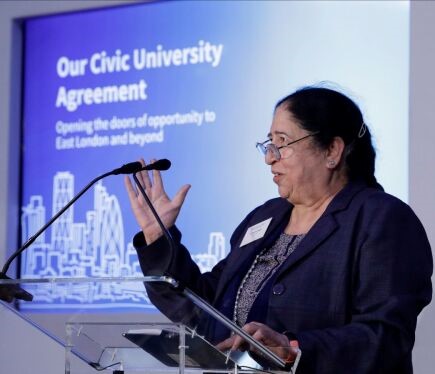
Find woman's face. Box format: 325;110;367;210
266;106;328;203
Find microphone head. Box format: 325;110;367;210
112;161;143;175
145;159;171;171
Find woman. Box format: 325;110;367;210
125;87;432;373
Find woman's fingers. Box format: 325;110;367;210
139;158;152;191
215;336;235;351
172;184;191;209
232;322;263;350
124;175;138;202
152;162;164;191
137;159;170;201
230;333;250;351
217;322;290;353
216;323;262;353
124;158;190;241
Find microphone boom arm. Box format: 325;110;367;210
1;170;113;277
1;160;145;277
0;159;167;302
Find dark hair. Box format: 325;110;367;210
276;86;382;189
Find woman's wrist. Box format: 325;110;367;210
142;225;164;245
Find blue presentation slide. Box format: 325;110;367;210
20;1;409;310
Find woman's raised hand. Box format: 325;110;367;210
124;159;190;244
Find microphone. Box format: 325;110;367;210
111;161;143;175
0;160;148;302
111;159;171;175
141;158;171;171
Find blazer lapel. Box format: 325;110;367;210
214;182;367;299
276;214;338;276
214;201;292;300
276;181;366;276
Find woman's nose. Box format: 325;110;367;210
265;148;278;165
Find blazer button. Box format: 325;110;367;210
272;283;285;295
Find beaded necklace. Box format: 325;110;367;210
233;232;304;326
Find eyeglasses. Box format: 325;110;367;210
256;133;318;160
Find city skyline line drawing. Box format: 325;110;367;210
20;171;226;309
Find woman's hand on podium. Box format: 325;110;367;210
216;321;299;365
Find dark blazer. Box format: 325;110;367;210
134;182;433;373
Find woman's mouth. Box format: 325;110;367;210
272;171;282;183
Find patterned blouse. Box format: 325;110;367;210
234;232;305;326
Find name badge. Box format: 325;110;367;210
239;218;272;247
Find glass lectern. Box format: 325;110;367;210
0;276;297;374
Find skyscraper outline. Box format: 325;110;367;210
20;171;226;310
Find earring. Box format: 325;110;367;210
327;160;336;168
